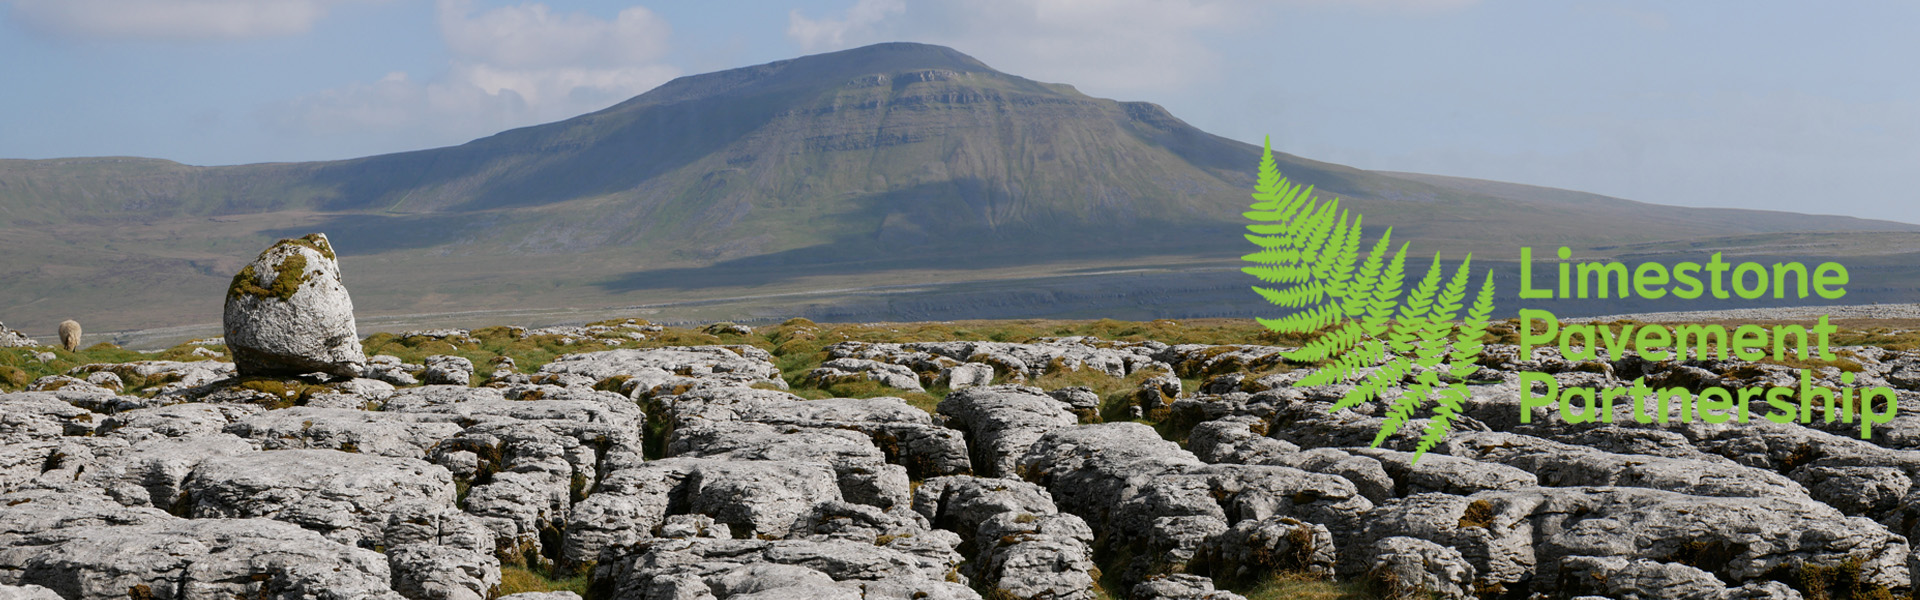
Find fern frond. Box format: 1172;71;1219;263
1361;242;1409;338
1340;354;1410;410
1285;199;1335;266
1251;138;1286;206
1375;381;1430;447
1242;234;1292;250
1252;283;1325;308
1429;254;1474;324
1257;303;1341;334
1286;319;1368;363
1398;254;1444;324
1449;271;1497;380
1239;266;1310;284
1240;248;1304;264
1339;229;1391;320
1412;383;1470;462
1319;212;1362;301
1276;183;1316;221
1301;338;1383;389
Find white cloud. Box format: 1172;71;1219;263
788;0;904;52
438;0;668;69
786;0;1479;95
270;0;679;152
5;0;373;40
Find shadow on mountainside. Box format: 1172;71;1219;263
596;178;1248;292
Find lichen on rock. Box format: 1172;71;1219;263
223;232;366;378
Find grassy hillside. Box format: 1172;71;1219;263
2;42;1915;339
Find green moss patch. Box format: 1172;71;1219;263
283;233;337;261
228;250;315;302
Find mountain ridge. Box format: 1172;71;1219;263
2;42;1916;335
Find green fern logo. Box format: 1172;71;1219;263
1243;138;1496;462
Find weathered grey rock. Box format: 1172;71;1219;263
1193;516;1335;580
0;393;101;443
378;384;506;412
1555;425;1737;464
805;358;924;392
1729;581;1805;600
1366;536;1474;600
1;442;57;493
901;339;1168;381
68;360;237;397
942;363;995;389
0;486;176;552
223;406;464;460
789;500;939;547
1354;487;1908;595
1045;386;1102;417
366;354;421;386
913;476;1061;535
671;420;910;509
3;517;404;600
1186;416;1298;465
666;391;971;478
0;584;61;600
223;233;367;378
1130;574;1247;600
1345;447;1538;498
539;346;784;392
0;322;34;349
688;459;843;538
80;371;121;390
564;460;697;567
1154;345;1287;378
388;543;500;600
79;433;258;509
658;514;730;540
596;537;973;600
938;385;1078;478
911;476;1094;599
302;377;398;409
421;355;474;386
1556;555;1730;600
381;503;497;554
25;375;112;394
562;457;844;568
1793;465;1911;516
182;449;455;548
1017;423;1372;586
431;408;643;561
1440;431;1808;500
972;511;1097;600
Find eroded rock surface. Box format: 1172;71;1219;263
9;331;1920;600
222;233;367;378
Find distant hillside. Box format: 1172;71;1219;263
2;42;1915;336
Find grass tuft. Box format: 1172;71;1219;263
497;565;593;598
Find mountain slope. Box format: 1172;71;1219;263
1;42;1915;336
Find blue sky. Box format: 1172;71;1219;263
2;0;1916;224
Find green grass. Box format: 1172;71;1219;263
497;565;593;598
0;343;226;393
1239;574;1380;600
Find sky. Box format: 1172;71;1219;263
1;0;1916;224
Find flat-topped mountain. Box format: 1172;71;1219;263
2;42;1915;335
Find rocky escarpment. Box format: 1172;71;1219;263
7;327;1920;600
